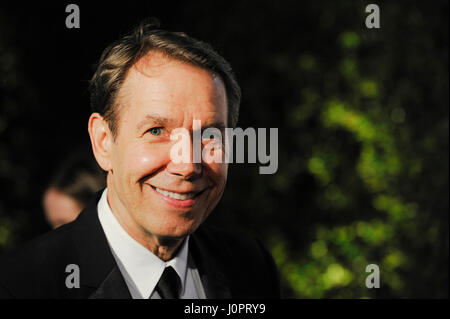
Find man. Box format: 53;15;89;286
0;19;281;299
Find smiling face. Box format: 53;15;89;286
90;51;228;245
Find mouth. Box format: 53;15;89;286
148;185;207;209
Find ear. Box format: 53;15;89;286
88;113;113;172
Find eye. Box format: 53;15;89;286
202;130;222;141
147;127;163;136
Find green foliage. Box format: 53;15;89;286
264;1;448;298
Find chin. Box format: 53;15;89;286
141;216;197;239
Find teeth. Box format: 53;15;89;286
155;187;196;200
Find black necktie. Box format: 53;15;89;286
155;266;181;299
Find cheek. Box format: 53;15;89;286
208;162;228;187
117;144;171;182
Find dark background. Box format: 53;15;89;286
0;0;448;298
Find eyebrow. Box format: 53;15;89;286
136;114;177;131
136;114;227;132
201;121;227;131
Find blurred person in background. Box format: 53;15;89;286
43;149;105;228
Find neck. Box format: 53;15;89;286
151;236;185;261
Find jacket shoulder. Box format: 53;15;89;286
0;221;79;298
195;223;282;298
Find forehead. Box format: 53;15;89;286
115;51;228;128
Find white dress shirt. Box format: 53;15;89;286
97;188;206;299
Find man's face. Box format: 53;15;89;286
105;52;228;240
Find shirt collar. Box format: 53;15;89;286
97;188;189;298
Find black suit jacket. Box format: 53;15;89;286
0;192;281;298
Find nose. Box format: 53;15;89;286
167;160;202;180
167;131;202;180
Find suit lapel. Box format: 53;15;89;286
190;228;231;299
88;265;132;299
70;190;132;299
